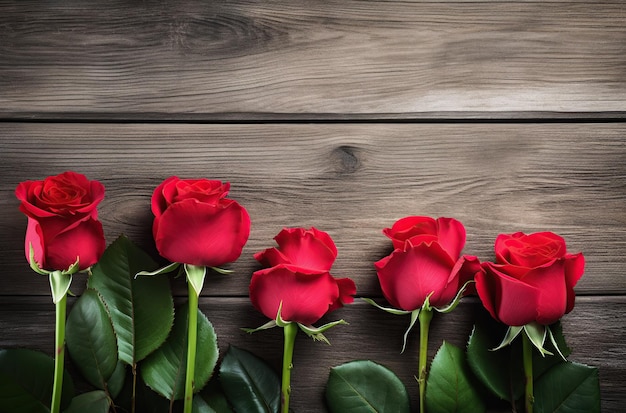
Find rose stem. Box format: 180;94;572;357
184;280;199;413
418;308;433;413
281;322;298;413
51;291;67;413
522;332;534;413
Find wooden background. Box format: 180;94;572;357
1;1;624;411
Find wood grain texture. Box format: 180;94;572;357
1;1;625;410
1;0;625;119
1;295;623;412
1;122;624;297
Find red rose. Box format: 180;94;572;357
253;227;337;272
15;171;106;271
476;232;585;326
383;216;466;260
151;176;251;267
249;227;356;325
375;216;481;311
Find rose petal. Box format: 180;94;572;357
151;176;178;218
154;198;250;267
272;227;337;271
383;216;437;250
253;247;291;267
173;179;229;204
375;242;455;311
44;217;105;271
477;263;541;326
564;252;585;314
249;266;339;325
24;218;46;268
496;232;567;268
433;217;466;260
521;260;569;325
436;255;482;305
328;277;357;311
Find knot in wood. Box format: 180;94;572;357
332;145;361;175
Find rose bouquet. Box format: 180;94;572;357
3;171;600;413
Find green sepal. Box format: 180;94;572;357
362;298;411;315
524;322;553;357
298;319;348;345
401;309;420;354
492;326;524;351
63;256;81;276
546;325;567;361
241;319;278;334
185;264;207;297
491;322;555;357
28;243;49;275
49;270;72;304
433;280;474;314
209;266;234;275
135;262;180;278
272;301;294;328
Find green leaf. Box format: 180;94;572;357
219;346;280;413
534;362;600;413
426;342;485;413
466;313;524;402
199;377;235;413
63;390;110;413
105;361;126;400
88;235;174;364
193;394;217;413
141;302;219;401
66;289;118;390
326;360;410;413
0;348;74;413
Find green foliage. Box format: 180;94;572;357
141;302;219;401
0;348;74;413
88;235;174;365
425;342;485;413
199;378;235;413
466;312;524;402
326;360;410;413
63;390;110;413
219;346;280;413
65;289;118;390
534;362;601;413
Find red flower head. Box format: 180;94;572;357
15;171;106;271
151;176;251;267
375;216;481;311
476;232;585;326
250;227;356;325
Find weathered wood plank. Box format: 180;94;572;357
1;122;624;296
1;1;625;119
1;295;623;412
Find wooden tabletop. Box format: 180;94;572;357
1;1;625;411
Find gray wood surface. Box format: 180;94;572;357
1;1;625;119
0;0;624;411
